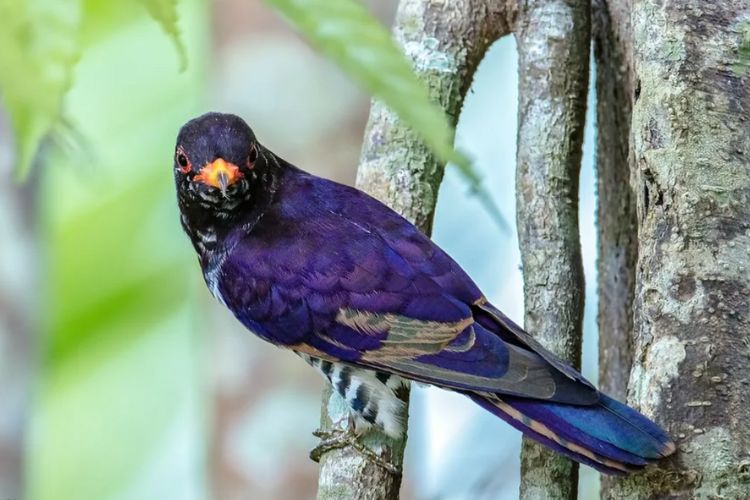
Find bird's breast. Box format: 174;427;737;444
202;250;229;306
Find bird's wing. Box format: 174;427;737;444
219;178;597;404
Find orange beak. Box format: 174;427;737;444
193;158;243;196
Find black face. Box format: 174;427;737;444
174;112;261;212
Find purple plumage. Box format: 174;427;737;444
174;112;675;474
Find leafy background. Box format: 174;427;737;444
0;1;601;498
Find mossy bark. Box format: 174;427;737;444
314;1;516;499
608;1;750;497
514;1;590;498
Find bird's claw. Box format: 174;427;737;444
309;415;399;475
310;413;360;462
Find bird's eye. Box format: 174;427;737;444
176;147;192;174
248;145;257;166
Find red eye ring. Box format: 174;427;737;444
176;146;192;174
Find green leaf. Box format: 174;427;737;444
28;6;209;497
265;0;455;163
0;0;80;179
264;0;508;232
140;0;187;71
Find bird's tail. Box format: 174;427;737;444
469;392;676;475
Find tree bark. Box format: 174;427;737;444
592;0;637;403
514;1;590;499
608;1;750;497
592;1;639;496
0;110;38;500
314;1;516;498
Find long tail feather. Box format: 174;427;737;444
469;392;675;475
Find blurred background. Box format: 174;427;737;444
0;1;602;499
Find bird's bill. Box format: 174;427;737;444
193;158;243;195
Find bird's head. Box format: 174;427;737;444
174;112;270;217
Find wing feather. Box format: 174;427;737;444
219;173;597;404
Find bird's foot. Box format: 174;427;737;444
309;414;399;475
310;413;362;461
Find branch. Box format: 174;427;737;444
514;1;590;498
592;0;636;405
592;1;638;494
314;1;514;498
0;109;38;500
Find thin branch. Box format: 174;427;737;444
592;0;636;404
314;1;514;498
0;108;38;500
514;1;590;498
592;0;638;493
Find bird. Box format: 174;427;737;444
174;112;675;475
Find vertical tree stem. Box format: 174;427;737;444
592;0;637;403
608;0;750;497
0;111;38;500
314;1;514;498
514;1;590;498
592;1;638;495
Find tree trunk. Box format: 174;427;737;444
514;1;590;498
608;0;750;497
0;110;38;500
314;1;515;498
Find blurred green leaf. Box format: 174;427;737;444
140;0;187;71
264;0;460;170
265;0;508;232
48;174;191;363
0;0;80;179
26;2;209;497
79;0;142;47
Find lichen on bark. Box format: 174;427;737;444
607;1;750;497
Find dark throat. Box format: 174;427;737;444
180;149;282;264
